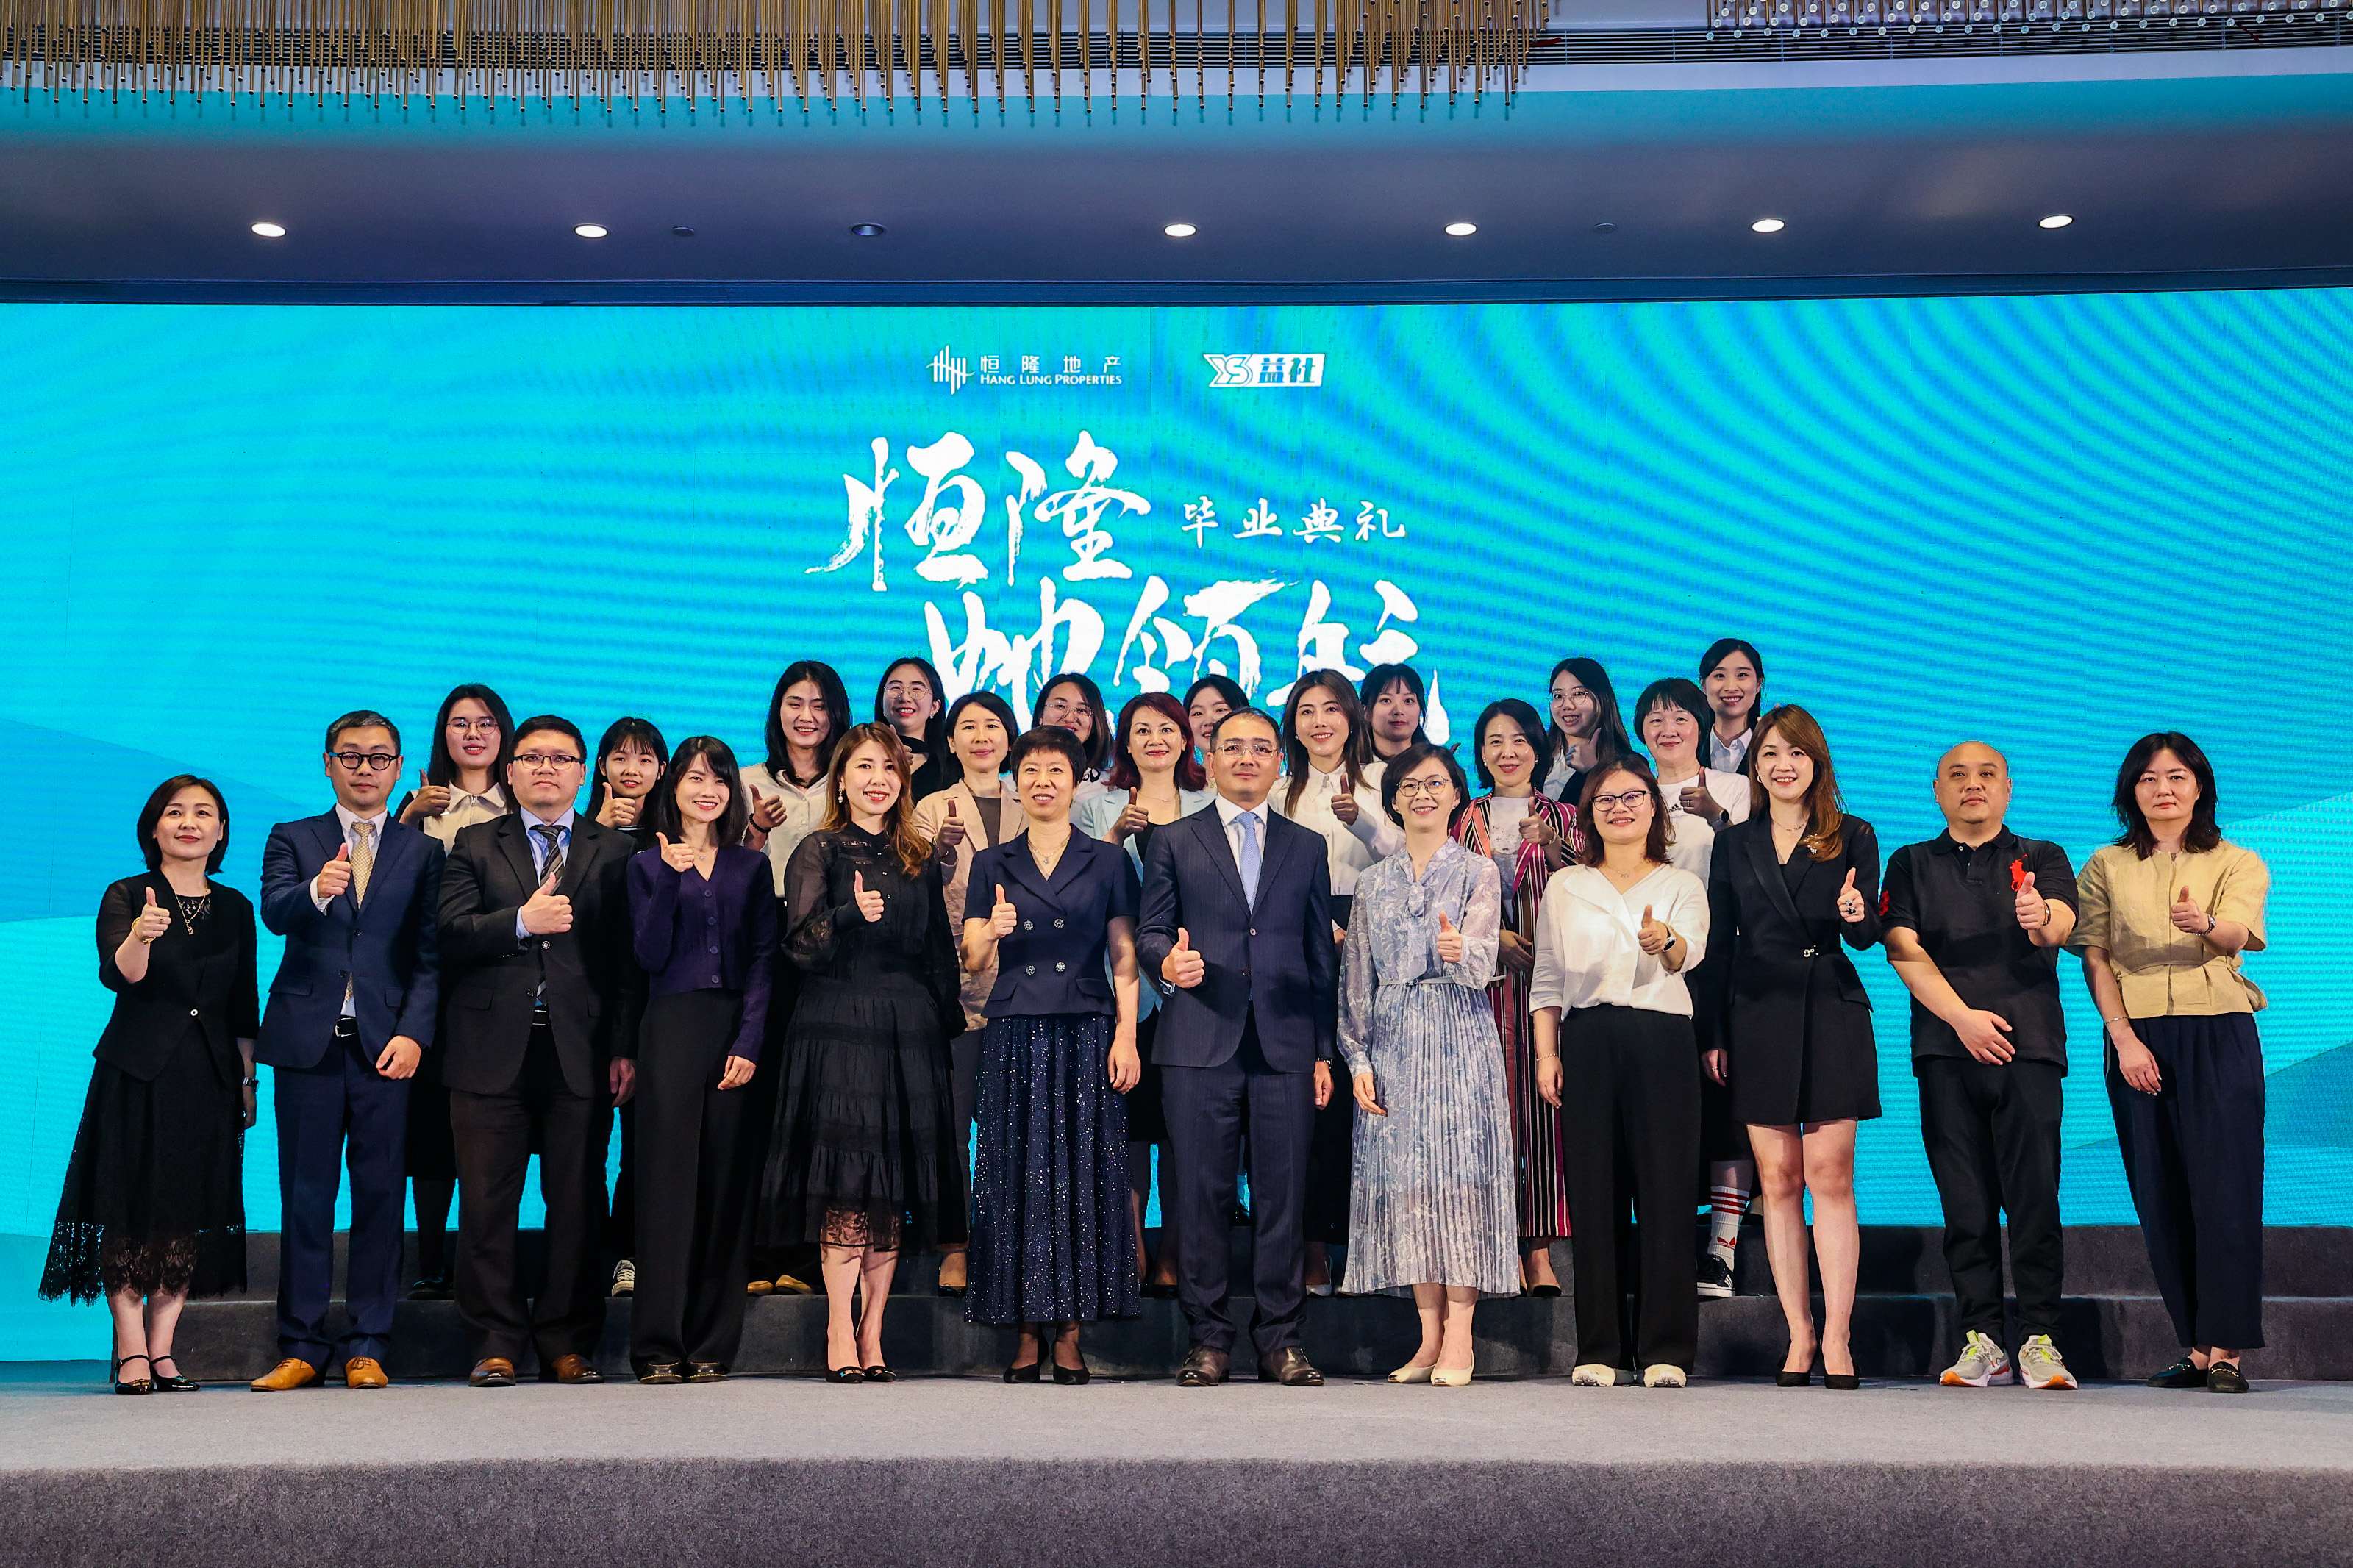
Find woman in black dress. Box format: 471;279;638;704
962;726;1143;1382
760;723;966;1381
1696;705;1881;1389
874;656;954;802
588;716;668;1300
43;776;257;1394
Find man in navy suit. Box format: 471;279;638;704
1137;706;1338;1388
251;709;444;1391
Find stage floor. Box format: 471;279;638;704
4;1367;2351;1566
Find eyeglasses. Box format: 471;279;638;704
447;717;501;734
515;752;584;770
1590;790;1653;812
1393;777;1452;800
1215;741;1279;759
329;752;399;773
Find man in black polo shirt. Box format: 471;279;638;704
1883;741;2079;1390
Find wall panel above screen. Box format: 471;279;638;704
0;293;2344;1312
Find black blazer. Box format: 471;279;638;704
1135;804;1337;1074
255;809;444;1070
1695;813;1882;1040
965;831;1139;1019
436;812;640;1099
93;873;258;1087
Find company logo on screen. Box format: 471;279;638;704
929;346;971;394
929;346;1129;391
1205;354;1325;388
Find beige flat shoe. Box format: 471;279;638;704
1388;1362;1435;1384
1642;1364;1687;1388
1571;1363;1618;1387
1430;1364;1474;1387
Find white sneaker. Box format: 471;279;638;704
1643;1364;1686;1388
1940;1329;2010;1387
1571;1363;1618;1386
610;1258;635;1297
2015;1334;2079;1390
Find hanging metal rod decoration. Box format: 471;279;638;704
0;0;1546;110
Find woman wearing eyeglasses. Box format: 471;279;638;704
1543;658;1635;805
1340;744;1513;1385
391;682;515;1301
1532;759;1710;1389
1037;673;1116;807
585;717;668;1300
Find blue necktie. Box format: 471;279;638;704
1235;810;1262;909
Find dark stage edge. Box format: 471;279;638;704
165;1224;2353;1383
3;1371;2351;1568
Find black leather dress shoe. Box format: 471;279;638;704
409;1275;453;1300
637;1361;684;1385
2207;1361;2250;1394
2147;1356;2207;1389
687;1362;728;1383
1258;1347;1324;1386
1175;1346;1230;1387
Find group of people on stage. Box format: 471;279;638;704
43;639;2274;1397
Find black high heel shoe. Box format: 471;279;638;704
824;1365;866;1384
1051;1360;1090;1386
1774;1369;1813;1387
111;1354;154;1395
863;1365;896;1383
149;1355;199;1392
1824;1371;1860;1390
1004;1358;1043;1383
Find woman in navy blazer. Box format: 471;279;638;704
961;727;1143;1383
625;737;775;1383
1694;705;1882;1389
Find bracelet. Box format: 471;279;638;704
242;1078;258;1087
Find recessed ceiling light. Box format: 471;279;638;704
670;226;696;238
1592;221;1618;235
849;222;886;237
250;222;286;238
574;223;608;239
2039;213;2074;229
1163;222;1197;237
1751;218;1785;234
1444;221;1478;237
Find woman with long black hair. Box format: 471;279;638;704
585;717;668;1300
1543;658;1633;804
875;656;953;802
1037;671;1115;806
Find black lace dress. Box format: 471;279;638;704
42;874;255;1302
758;826;968;1253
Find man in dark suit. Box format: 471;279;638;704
437;715;639;1389
252;709;444;1392
1137;706;1338;1388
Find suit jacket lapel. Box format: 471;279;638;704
1745;821;1804;927
498;815;543;897
1001;834;1059;906
1196;806;1249;909
1254;812;1296;907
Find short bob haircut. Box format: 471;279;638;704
423;684;516;788
943;691;1021;775
1106;692;1208;792
1750;704;1849;862
1359;663;1429;739
138;774;232;873
1574;756;1673;867
874;656;951;761
1470;698;1549;792
1635;677;1714;753
1038;672;1114;778
2111;731;2224;858
764;659;852;786
324;709;401;755
645;735;751;851
1007;724;1091;785
1379;741;1472;832
586;716;668;822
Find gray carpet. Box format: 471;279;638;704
3;1370;2349;1567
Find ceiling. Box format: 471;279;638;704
6;47;2353;299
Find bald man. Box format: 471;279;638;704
1882;742;2079;1390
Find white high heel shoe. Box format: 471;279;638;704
1388;1362;1435;1384
1430;1364;1474;1387
1642;1364;1687;1388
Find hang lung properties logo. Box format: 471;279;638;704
1204;354;1325;388
930;346;971;394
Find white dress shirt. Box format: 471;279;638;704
1707;727;1754;775
512;807;576;941
1212;792;1272;906
1271;759;1404;898
742;762;831;899
1529;862;1711;1018
312;803;392;1017
416;781;507;849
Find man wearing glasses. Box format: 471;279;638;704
436;715;640;1389
1138;707;1340;1389
251;711;446;1392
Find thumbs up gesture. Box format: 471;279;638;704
2170;883;2210;936
133;886;173;944
853;870;886;923
1435;909;1465;964
990;882;1018;938
657;831;697;873
1163;926;1207;989
1836;867;1868;924
2013;870;2050;931
1638;903;1673;956
1114;787;1150;842
749;790;788;833
935;798;967;854
1329;777;1360;826
315;842;354;901
520;862;573;934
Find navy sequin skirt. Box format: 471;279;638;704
966;1013;1138;1328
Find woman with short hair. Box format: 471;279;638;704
875;656;953;801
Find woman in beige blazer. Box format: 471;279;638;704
911;692;1027;1295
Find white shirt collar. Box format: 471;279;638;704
333;803;390;838
519;806;576;834
1214;793;1268;830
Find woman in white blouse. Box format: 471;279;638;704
1274;669;1402;1292
1532;757;1710;1389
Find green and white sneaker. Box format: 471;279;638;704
2015;1334;2079;1390
1940;1330;2010;1387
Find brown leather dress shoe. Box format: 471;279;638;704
468;1357;518;1388
547;1353;604;1385
1258;1347;1325;1386
249;1358;323;1392
1175;1346;1230;1387
341;1357;390;1389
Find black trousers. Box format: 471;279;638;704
449;1021;609;1367
632;990;754;1370
1160;1014;1315;1361
2108;1013;2266;1350
1918;1056;2065;1337
1560;1006;1702;1372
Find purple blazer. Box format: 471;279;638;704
626;844;776;1062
